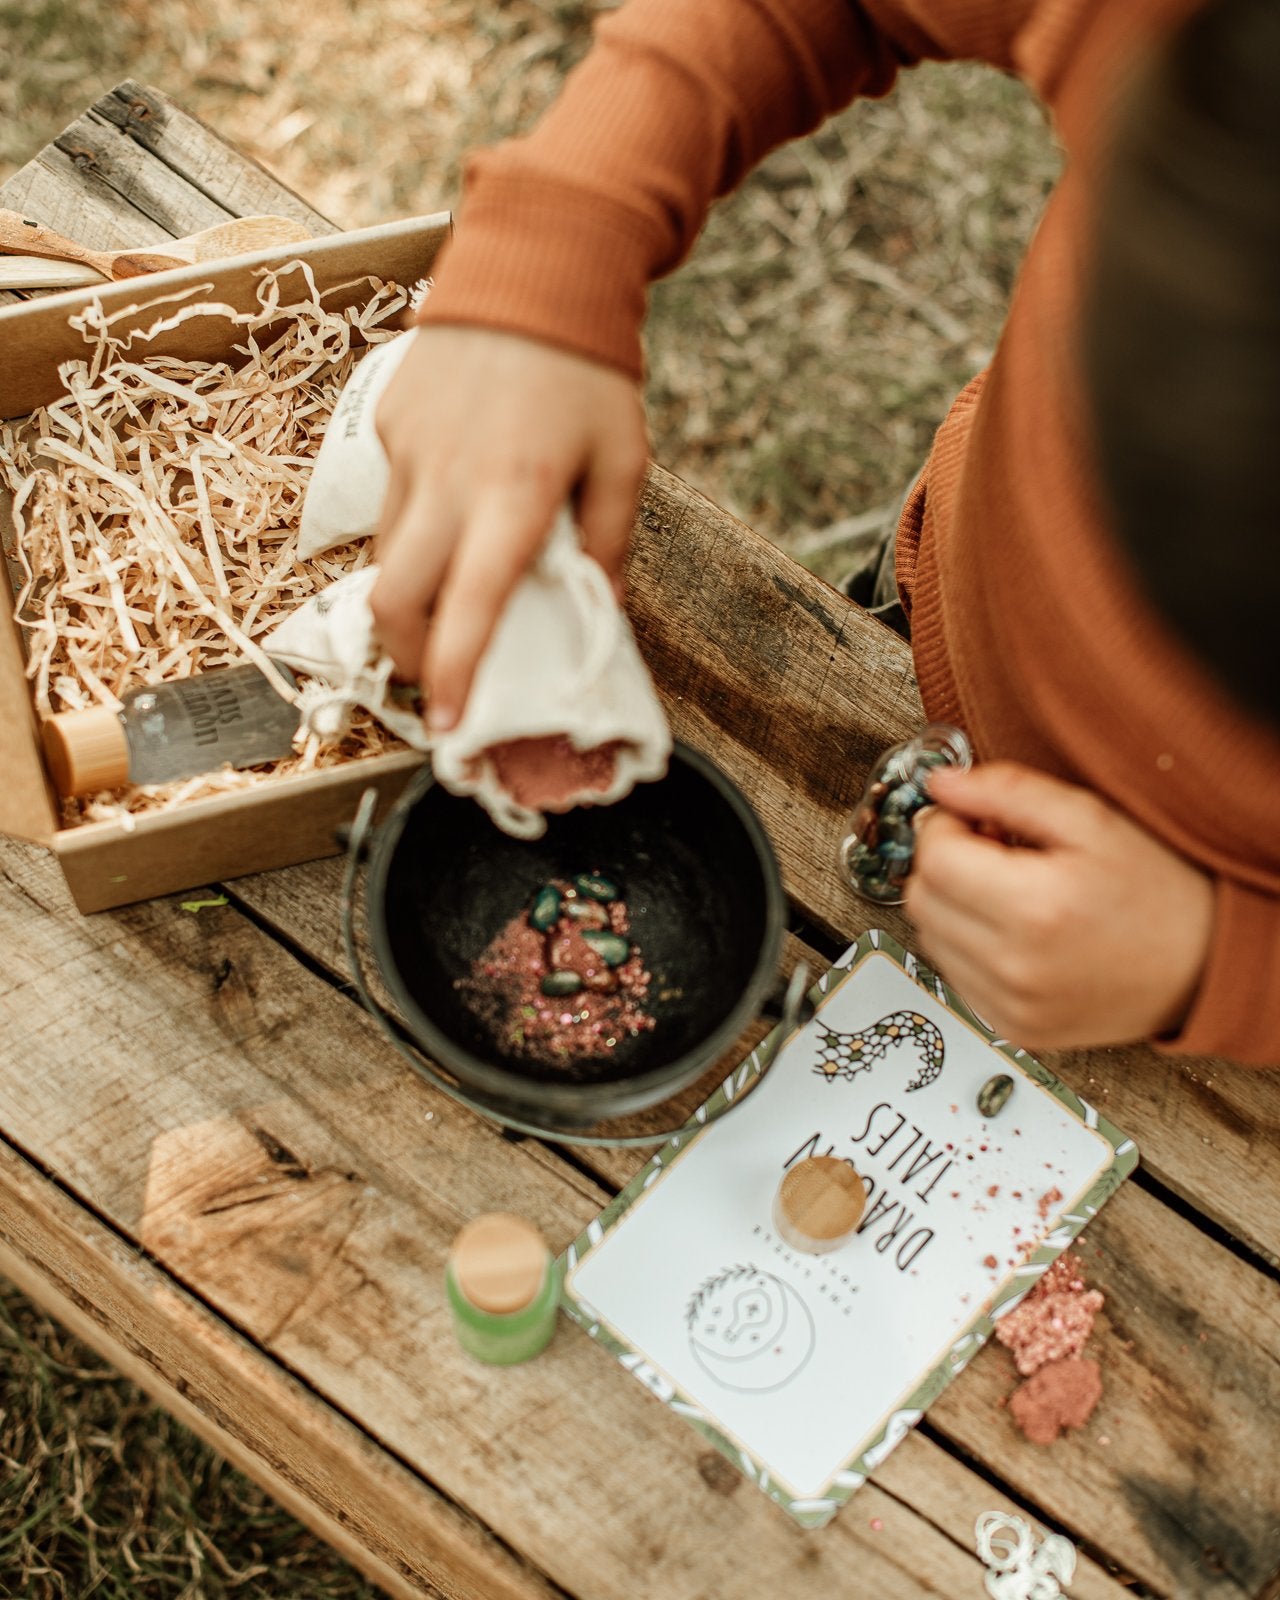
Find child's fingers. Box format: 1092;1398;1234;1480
928;761;1111;850
424;489;562;730
370;493;455;683
575;427;648;593
910;806;1029;923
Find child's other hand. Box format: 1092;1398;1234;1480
371;327;649;729
905;761;1214;1049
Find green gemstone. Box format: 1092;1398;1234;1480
977;1074;1015;1117
573;872;618;902
540;970;583;997
581;929;629;967
529;884;562;931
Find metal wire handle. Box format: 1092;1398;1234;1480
339;787;812;1148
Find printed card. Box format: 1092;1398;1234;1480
560;930;1137;1527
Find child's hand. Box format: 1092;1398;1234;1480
905;762;1214;1049
371;326;649;729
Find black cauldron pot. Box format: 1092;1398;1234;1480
343;743;787;1142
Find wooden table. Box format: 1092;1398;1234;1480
1;83;1277;1600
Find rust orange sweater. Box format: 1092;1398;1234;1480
420;0;1280;1066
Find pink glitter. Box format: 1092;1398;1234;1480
994;1252;1105;1376
454;877;655;1067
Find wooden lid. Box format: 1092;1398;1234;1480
450;1213;550;1314
775;1157;866;1244
42;707;129;796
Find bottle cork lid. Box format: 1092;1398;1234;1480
450;1213;550;1315
41;707;129;797
774;1157;867;1253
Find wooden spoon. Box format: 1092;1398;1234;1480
0;212;315;288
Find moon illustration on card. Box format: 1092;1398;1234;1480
685;1265;816;1393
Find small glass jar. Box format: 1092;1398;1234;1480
773;1156;867;1254
445;1213;561;1366
838;723;972;905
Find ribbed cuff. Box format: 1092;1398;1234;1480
416;160;658;382
1154;875;1280;1068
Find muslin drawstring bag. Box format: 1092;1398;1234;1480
274;508;672;834
263;565;431;749
292;334;672;831
297;330;419;560
429;508;672;836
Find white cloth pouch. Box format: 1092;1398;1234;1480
430;508;672;837
264;514;672;836
262;564;431;750
297;329;418;560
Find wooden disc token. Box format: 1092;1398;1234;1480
450;1213;549;1315
773;1156;867;1254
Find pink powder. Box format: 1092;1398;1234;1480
454;878;654;1068
1037;1185;1064;1220
994;1251;1104;1375
1008;1358;1102;1445
486;736;623;810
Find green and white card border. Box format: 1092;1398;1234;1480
558;928;1139;1528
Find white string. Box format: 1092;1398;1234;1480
975;1512;1077;1600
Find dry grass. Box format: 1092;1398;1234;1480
0;1282;378;1599
0;2;1061;1593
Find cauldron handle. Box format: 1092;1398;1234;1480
340;787;812;1149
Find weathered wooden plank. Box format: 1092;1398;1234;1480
632;466;1280;1267
0;143;180;253
48;108;238;235
925;1181;1280;1600
0;1139;557;1600
0;836;1170;1600
0;79;332;309
91;82;336;236
872;1430;1144;1600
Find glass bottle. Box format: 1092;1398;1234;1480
838;723;972;904
41;662;300;798
445;1213;561;1366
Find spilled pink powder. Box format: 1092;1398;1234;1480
994;1252;1105;1376
1008;1358;1103;1445
996;1251;1108;1445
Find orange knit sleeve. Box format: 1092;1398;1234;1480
1156;877;1280;1068
418;0;1035;378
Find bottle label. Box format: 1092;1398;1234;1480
187;679;246;747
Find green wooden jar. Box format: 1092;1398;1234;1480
446;1213;561;1365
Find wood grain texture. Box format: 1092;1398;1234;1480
0;80;332;307
0;1139;557;1600
90;82;336;235
0;836;1185;1600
